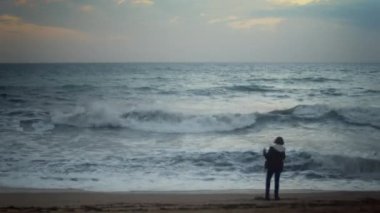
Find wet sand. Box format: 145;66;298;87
0;188;379;212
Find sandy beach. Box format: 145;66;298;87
0;188;379;212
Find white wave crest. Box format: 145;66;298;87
292;104;331;119
50;103;380;133
51;102;124;128
51;102;257;133
290;105;380;128
338;107;380;129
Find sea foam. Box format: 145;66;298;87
46;102;380;133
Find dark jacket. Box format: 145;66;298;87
264;145;286;172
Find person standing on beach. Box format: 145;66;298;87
263;137;286;200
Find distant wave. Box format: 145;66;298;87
6;98;27;103
319;88;343;96
6;109;47;117
186;84;279;96
0;90;28;104
59;84;96;90
226;84;278;92
364;89;380;94
286;77;342;83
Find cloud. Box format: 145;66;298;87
0;14;88;41
262;0;380;30
43;0;63;3
0;14;21;23
115;0;126;5
208;15;284;30
104;35;129;43
14;0;64;6
228;17;284;29
79;5;95;13
0;14;130;46
208;16;238;24
169;16;180;24
269;0;323;6
130;0;154;6
15;0;28;5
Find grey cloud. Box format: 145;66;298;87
252;0;380;30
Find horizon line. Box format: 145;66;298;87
1;61;379;64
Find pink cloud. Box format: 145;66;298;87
14;0;64;6
0;14;88;41
130;0;154;6
79;5;95;13
228;17;284;30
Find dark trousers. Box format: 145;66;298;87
265;170;281;199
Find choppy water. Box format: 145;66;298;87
0;63;380;191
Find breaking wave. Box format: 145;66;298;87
14;103;380;133
2;150;379;180
51;104;257;133
271;105;380;129
170;150;380;178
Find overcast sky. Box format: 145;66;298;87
0;0;379;63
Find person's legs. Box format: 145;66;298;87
265;170;274;200
274;171;281;200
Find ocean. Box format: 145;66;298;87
0;63;379;191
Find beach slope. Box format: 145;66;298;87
0;189;379;212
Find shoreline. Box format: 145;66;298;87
0;188;379;212
0;186;329;193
